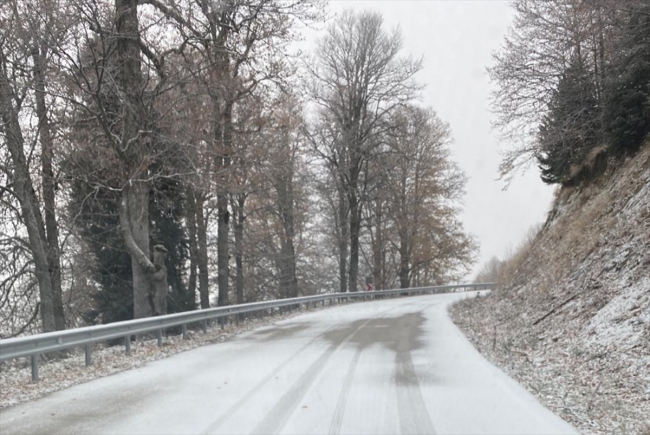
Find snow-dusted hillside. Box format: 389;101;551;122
451;144;650;435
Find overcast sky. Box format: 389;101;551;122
302;0;556;279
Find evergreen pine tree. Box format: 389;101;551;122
537;59;600;184
603;3;650;153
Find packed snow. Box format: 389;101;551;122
1;293;577;434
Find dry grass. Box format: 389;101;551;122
568;144;609;184
453;141;650;435
498;222;543;287
500;142;649;293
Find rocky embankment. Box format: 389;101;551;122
451;144;650;435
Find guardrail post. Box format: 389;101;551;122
182;324;187;339
84;344;91;367
31;355;39;382
157;329;163;346
202;320;207;333
125;336;131;355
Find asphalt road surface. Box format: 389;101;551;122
0;292;578;434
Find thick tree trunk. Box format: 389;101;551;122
119;187;168;318
0;57;57;331
33;49;65;330
114;0;162;318
121;183;155;318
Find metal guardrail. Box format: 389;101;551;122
0;283;495;381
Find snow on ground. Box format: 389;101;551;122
0;306;321;409
450;146;650;435
1;293;577;435
452;294;650;435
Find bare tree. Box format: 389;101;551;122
52;0;175;319
307;117;349;293
383;106;475;287
308;9;421;291
114;0;163;318
488;0;620;182
0;0;68;331
142;0;321;306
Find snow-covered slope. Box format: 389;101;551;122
451;144;650;435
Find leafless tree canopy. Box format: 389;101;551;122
490;0;650;185
0;3;477;336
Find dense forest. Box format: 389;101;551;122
0;0;478;336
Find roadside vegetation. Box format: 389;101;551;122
457;1;650;433
0;2;476;338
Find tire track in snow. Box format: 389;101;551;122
251;304;411;435
395;348;436;434
328;347;362;435
200;322;341;435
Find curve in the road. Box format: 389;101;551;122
0;294;578;435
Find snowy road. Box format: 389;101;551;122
1;293;577;435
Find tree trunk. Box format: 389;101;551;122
121;182;155;318
217;192;229;306
372;197;383;291
151;245;168;316
233;195;245;305
398;169;410;289
195;194;210;309
114;0;158;319
347;138;362;293
0;54;57;332
277;170;298;299
185;186;199;305
217;98;235;307
348;189;360;292
283;234;298;299
337;182;348;293
399;227;409;289
33;49;65;330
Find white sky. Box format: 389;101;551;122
302;0;555;279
